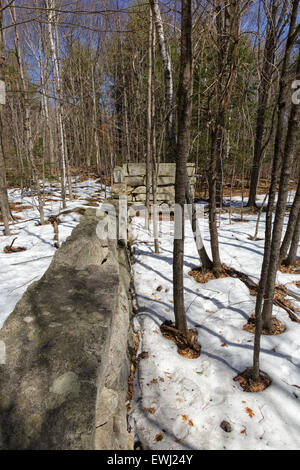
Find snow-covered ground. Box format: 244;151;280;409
0;178;106;330
129;197;300;450
1;184;300;450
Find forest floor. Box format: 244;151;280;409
0;177;107;329
129;192;300;450
1;183;300;450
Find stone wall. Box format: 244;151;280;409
0;208;134;450
112;163;196;205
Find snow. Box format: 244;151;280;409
0;178;105;330
1;182;300;450
129;201;300;450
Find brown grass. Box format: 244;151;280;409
195;178;297;201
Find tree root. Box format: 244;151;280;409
160;321;201;359
234;368;271;393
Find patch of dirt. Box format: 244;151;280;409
3;238;27;254
243;316;285;336
160;321;201;359
59;208;86;217
83;199;100;207
127;332;145;410
234;368;271;393
10;203;34;212
4;245;27;254
189;265;230;283
68;165;100;182
233;218;249;223
195;177;297;200
279;260;300;274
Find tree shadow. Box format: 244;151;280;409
134;254;252;323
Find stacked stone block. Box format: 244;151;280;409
112;163;196;205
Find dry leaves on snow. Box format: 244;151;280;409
182;415;194;427
246;407;255;418
145;408;156;415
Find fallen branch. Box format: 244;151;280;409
223;266;300;323
49;216;60;249
11;255;53;266
8;275;40;294
189;262;299;324
4;238;27;254
160;321;201;359
286;289;300;303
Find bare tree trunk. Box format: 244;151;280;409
209;122;223;270
252;0;299;379
285;210;300;267
116;1;130;165
252;193;268;241
247;0;285;207
280;173;300;263
10;3;45;225
37;15;55;173
150;0;212;269
91;63;101;177
146;7;153;229
262;49;300;331
251;0;300;364
149;0;175;145
0;135;10;235
0;0;10;235
151;17;159;254
173;0;193;334
45;0;67;209
208;0;239;271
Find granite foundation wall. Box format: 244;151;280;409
112;163;196;205
0;208;134;450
